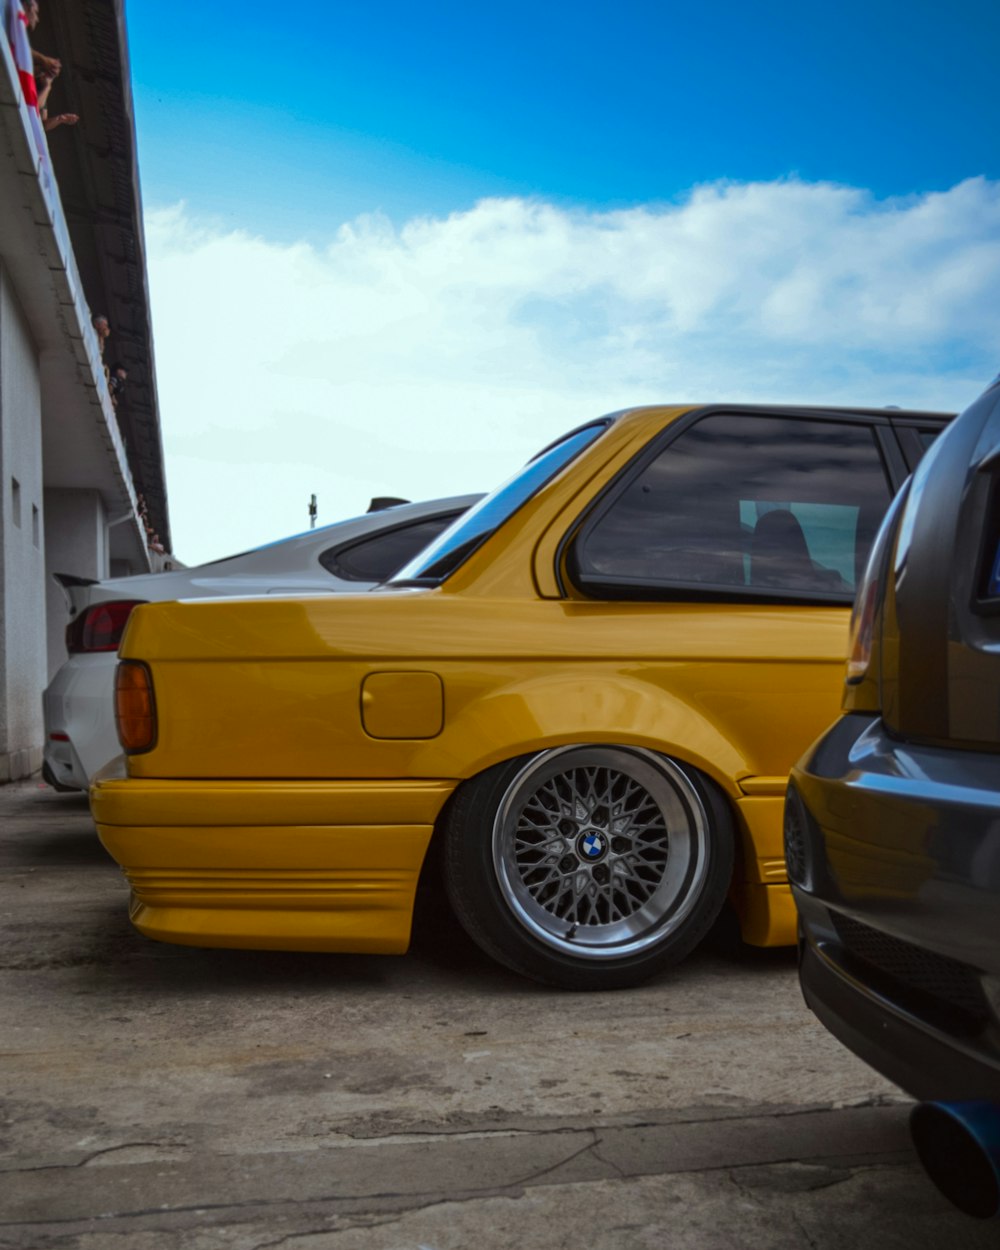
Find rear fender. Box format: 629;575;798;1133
429;671;748;799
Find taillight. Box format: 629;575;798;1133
846;571;880;683
65;600;146;653
845;482;910;687
115;661;157;753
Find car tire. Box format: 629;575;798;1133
442;744;734;990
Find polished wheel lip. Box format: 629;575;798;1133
491;744;710;961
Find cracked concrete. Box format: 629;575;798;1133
0;780;994;1247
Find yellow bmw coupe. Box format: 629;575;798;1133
92;402;949;989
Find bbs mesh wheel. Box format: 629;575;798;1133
442;745;734;989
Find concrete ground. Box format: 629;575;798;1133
0;779;992;1249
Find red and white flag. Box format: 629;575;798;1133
6;1;49;174
7;0;37;106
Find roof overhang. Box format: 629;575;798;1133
0;19;150;567
44;0;170;552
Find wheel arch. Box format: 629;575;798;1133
432;670;750;800
428;739;739;988
417;672;754;914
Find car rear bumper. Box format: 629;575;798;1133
789;711;1000;1099
797;917;1000;1100
91;777;458;954
42;734;88;792
43;654;120;789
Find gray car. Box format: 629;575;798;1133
786;376;1000;1216
43;495;481;790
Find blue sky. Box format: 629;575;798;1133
129;0;998;236
123;1;1000;563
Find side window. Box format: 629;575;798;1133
570;414;893;601
320;514;461;583
893;422;949;472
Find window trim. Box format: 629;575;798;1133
891;422;951;474
561;405;898;607
388;420;612;589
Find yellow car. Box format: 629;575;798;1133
92;402;949;989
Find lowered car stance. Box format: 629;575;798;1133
91;401;949;990
44;495;480;790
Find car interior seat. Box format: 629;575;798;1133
750;509;816;589
750;508;852;592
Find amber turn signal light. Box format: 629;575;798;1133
115;660;157;753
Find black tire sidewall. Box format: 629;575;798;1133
442;749;735;990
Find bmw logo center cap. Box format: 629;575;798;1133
578;831;607;861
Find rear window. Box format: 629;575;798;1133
976;478;1000;605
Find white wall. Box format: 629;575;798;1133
0;22;158;784
0;265;45;781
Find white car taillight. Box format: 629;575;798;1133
65;600;147;653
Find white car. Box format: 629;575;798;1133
43;495;481;790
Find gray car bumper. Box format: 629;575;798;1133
790;712;1000;1100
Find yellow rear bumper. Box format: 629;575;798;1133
91;778;457;954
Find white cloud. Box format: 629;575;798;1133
144;177;1000;564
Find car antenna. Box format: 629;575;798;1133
308;493;317;530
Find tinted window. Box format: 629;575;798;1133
390;422;609;586
572;414;892;601
976;470;1000;605
320;515;461;583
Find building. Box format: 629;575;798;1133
0;0;169;782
